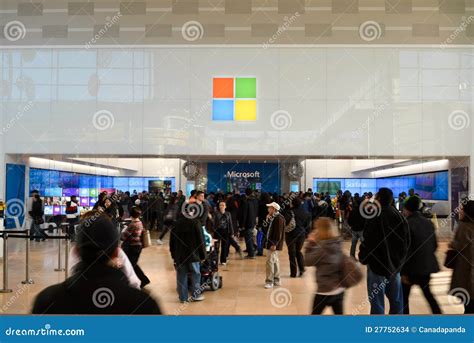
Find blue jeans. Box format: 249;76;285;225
244;228;255;257
366;266;403;314
176;262;201;302
350;231;364;258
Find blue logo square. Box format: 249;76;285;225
212;100;234;121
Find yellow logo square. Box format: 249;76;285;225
234;100;257;121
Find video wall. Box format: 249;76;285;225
313;171;449;201
29;168;176;216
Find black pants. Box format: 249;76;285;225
149;211;163;231
402;274;441;314
286;232;305;277
159;223;173;240
312;292;344;315
122;244;150;287
214;229;241;263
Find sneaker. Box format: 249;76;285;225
274;281;281;287
264;283;274;289
157;239;163;245
222;262;227;266
245;255;257;260
180;300;189;304
238;251;244;259
192;295;205;301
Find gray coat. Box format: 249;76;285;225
304;238;344;293
450;221;474;299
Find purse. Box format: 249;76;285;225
340;254;363;288
444;249;457;269
284;211;296;233
141;229;152;248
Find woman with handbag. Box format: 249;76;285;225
449;199;474;314
29;193;45;242
121;206;151;289
304;217;345;315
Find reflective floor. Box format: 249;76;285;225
0;232;463;315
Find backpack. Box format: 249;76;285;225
284;210;296;233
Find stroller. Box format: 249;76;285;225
189;240;223;291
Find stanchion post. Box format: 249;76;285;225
64;237;69;279
21;229;34;284
54;237;64;272
0;233;12;293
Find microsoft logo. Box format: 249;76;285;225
212;77;257;121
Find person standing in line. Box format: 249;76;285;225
257;192;272;256
285;197;311;278
213;201;243;265
305;218;345;315
65;195;80;242
170;204;207;303
264;202;285;289
401;196;442;314
29;192;45;242
449;199;474;314
121;206;151;289
348;193;365;261
239;188;259;259
359;188;410;315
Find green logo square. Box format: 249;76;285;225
235;78;256;98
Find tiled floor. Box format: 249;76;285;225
0;232;464;315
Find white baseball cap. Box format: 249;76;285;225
266;202;281;211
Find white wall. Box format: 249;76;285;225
1;47;472;158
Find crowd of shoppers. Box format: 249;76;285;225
28;184;472;315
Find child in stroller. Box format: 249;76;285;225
189;240;223;292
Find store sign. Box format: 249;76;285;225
226;171;261;178
212;77;257;121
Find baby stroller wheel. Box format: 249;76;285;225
210;272;221;291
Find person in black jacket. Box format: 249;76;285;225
285;197;311;278
239;188;259;259
401;196;441;314
32;211;161;314
359;188;410;315
213;201;243;264
170;204;207;303
29;193;45;242
348;193;365;260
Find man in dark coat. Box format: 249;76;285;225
359;188;410;314
264;202;285;289
401;196;441;314
239;188;259;258
170;204;207;303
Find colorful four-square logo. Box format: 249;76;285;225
212;77;257;121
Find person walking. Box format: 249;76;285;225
213;201;243;264
305;218;345;315
449;199;474;314
348;193;365;260
121;207;151;289
157;196;178;245
170;204;207;303
285;197;311;278
29;192;45;242
264;202;285;289
239;188;259;259
401;196;442;314
359;188;410;314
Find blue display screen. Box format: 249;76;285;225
313;171;449;200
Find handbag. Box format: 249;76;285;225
284;211;296;233
340;254;363;288
444;249;457;269
141;229;152;248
